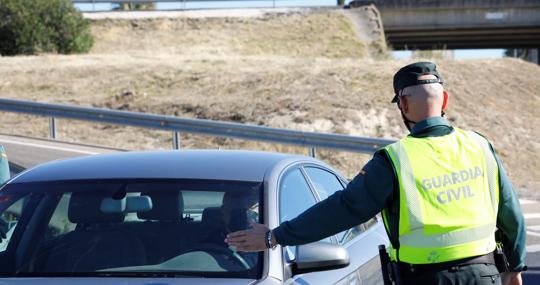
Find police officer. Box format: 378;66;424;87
0;145;9;184
226;62;526;285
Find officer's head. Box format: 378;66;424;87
392;62;448;131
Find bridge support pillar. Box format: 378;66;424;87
527;48;539;64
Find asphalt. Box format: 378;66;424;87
0;133;120;169
523;197;540;284
524;252;540;284
0;134;539;283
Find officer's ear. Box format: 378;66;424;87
441;90;449;111
398;96;409;113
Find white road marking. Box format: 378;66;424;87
520;199;538;205
0;138;99;155
529;225;540;231
528;231;540;238
527;244;540;253
524;213;540;220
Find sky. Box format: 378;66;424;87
74;1;506;60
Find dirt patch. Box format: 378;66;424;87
0;9;538;198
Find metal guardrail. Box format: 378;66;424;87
0;98;395;156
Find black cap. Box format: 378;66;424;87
392;62;443;103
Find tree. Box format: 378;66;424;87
0;0;93;56
504;49;528;59
112;2;156;10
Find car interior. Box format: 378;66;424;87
0;181;262;277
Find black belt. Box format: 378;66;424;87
398;253;495;273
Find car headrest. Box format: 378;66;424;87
201;207;222;229
228;208;249;232
202;207;221;224
68;191;125;224
202;207;248;232
137;190;183;221
126;196;152;213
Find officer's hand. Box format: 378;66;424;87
501;271;522;285
225;222;269;252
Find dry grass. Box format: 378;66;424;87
89;10;368;58
0;9;539;198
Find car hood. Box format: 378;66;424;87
0;278;257;285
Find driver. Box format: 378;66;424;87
202;191;258;268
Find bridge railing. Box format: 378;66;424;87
72;0;335;11
0;98;395;156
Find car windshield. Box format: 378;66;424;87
0;179;262;278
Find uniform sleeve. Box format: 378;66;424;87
273;152;395;246
490;144;527;271
0;146;10;184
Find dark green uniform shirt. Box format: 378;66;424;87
273;117;526;271
0;145;10;184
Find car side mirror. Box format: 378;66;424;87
292;242;350;275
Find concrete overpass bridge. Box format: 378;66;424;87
349;0;540;61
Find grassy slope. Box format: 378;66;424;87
0;9;538;196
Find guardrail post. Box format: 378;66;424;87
172;131;180;150
49;117;56;139
309;147;316;158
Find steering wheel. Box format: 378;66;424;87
180;243;251;270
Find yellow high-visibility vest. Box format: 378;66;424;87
382;128;499;264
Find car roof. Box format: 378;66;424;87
10;150;317;184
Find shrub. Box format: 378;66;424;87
0;0;93;55
112;2;156;10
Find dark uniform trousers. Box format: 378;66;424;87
400;264;501;285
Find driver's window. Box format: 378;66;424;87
279;168;317;260
304;167;351;243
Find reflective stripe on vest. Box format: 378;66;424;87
383;128;499;264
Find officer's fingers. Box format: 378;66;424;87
243;247;262;253
233;241;253;251
226;238;248;246
226;230;248;240
249;243;267;252
235;244;250;251
237;244;253;252
237;244;263;252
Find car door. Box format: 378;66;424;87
278;165;347;285
278;167;322;262
299;165;387;285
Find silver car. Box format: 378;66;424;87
0;150;388;284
